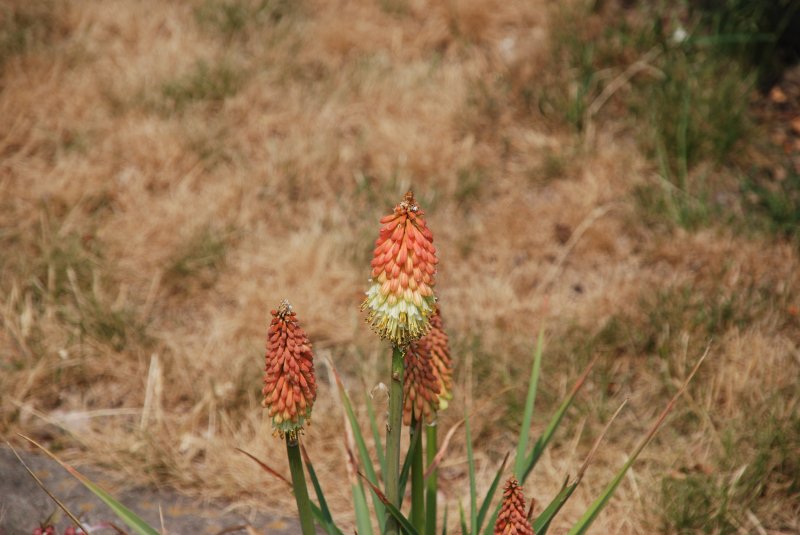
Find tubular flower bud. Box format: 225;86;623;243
262;300;317;438
422;306;453;409
402;338;440;425
494;478;535;535
362;190;438;346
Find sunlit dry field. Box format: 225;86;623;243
2;0;799;533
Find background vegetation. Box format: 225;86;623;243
1;0;798;532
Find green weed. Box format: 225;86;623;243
455;167;484;207
742;164;800;241
661;405;800;533
164;225;229;293
0;1;64;68
545;2;774;231
194;0;298;39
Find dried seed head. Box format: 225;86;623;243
362;190;438;346
494;477;535;535
424;306;453;408
402;337;441;425
262;300;317;438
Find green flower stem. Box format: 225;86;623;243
425;423;438;535
286;435;316;535
385;344;405;535
410;417;425;532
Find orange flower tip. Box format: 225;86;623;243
276;299;292;318
494;477;535;535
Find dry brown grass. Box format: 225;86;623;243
2;0;799;533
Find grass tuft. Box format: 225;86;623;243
164;225;230;293
160;60;243;112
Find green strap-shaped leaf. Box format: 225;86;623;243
465;412;477;534
398;420;420;505
532;479;579;535
309;502;345;535
567;351;707;535
359;472;421;535
300;445;336;533
513;330;544;478
459;501;468;535
20;434;160;535
352;481;374;535
475;452;509;534
333;367;386;531
521;356;597;483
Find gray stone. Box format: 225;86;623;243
0;446;301;535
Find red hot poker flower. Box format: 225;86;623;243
494;477;535;535
423;306;453;409
362;190;438;346
262;300;317;438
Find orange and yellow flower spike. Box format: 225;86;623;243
362;190;438;346
262;300;317;438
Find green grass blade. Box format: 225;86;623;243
465;411;477;534
359;472;421;535
521;356;597;483
475;452;509;533
513;329;544;478
20;434;160;535
566;351;707;535
300;445;333;526
332;366;385;531
532;479;579;535
365;393;386;476
441;504;448;535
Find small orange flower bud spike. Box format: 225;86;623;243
402;338;441;425
362;190;438;347
494;478;535;535
262;300;317;439
423;306;453;409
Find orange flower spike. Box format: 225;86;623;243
494;478;535;535
262;300;317;438
423;306;453;409
402;338;441;425
363;190;438;346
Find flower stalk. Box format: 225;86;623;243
286;434;316;535
425;423;438;535
384;344;405;535
410;417;425;532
